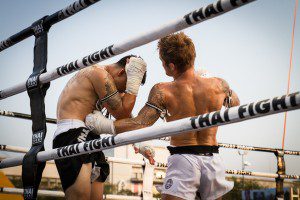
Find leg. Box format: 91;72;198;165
65;163;92;200
198;154;233;200
162;194;185;200
90;181;104;200
161;155;200;200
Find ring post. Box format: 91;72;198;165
22;16;51;200
275;150;285;200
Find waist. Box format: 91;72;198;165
54;119;86;139
167;145;219;156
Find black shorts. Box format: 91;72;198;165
53;127;110;191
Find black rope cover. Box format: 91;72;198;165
22;16;50;200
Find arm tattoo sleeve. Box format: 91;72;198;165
114;84;166;133
103;74;122;111
130;84;166;126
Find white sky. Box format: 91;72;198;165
0;0;299;176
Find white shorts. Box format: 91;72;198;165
161;154;233;200
53;119;86;139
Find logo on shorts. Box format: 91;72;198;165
165;179;173;189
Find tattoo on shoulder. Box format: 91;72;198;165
218;78;230;94
148;84;166;109
104;74;121;110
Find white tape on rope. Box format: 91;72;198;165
1;153;299;179
0;92;299;169
0;188;143;199
0;0;256;99
2;140;300;156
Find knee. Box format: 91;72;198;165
75;189;90;200
66;188;90;200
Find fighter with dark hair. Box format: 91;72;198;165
53;55;147;200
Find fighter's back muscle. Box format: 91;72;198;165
57;67;102;121
163;77;225;146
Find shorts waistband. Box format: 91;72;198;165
54;119;86;139
167;145;219;156
57;119;85;126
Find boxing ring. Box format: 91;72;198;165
0;0;299;199
1;141;300;199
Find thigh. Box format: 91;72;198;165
161;154;200;200
199;155;233;200
91;182;104;200
162;193;185;200
65;163;92;200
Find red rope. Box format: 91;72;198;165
282;0;298;150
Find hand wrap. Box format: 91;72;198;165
125;57;147;95
85;110;115;135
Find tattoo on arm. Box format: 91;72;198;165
219;78;230;95
103;74;122;111
217;78;240;107
114;84;166;133
147;84;166;108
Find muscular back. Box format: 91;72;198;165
163;75;226;146
114;70;239;147
57;67;98;121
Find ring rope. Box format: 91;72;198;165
1;147;299;179
0;188;142;199
0;110;56;124
0;92;299;169
0;0;101;52
1;155;299;179
282;0;299;150
2;110;300;155
0;0;256;100
2;141;300;156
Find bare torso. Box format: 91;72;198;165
162;73;226;146
57;66;100;121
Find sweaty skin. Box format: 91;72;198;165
56;64;137;200
114;68;239;146
57;65;135;121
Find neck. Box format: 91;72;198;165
104;64;114;76
173;67;195;81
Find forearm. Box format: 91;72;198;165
114;117;147;134
119;93;136;118
114;104;160;134
104;93;136;120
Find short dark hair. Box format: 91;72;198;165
116;55;147;85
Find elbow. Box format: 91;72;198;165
232;97;240;107
114;109;132;120
122;107;133;119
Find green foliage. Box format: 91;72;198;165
153;192;162;199
104;183;139;196
104;183;118;194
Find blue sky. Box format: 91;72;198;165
0;0;299;176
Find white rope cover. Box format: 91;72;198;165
0;92;299;169
0;187;143;199
0;0;256;99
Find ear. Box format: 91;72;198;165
168;63;176;71
118;68;126;76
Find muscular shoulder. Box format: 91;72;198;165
87;65;115;89
88;65;108;80
213;77;230;94
148;83;168;108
